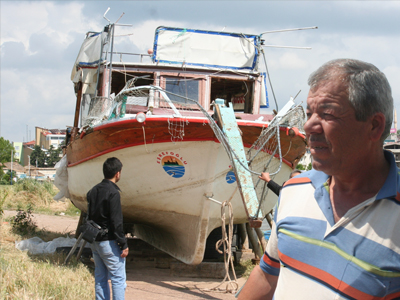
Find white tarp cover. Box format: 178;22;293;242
16;236;89;255
153;27;259;71
54;155;70;200
72;68;98;94
260;73;268;107
71;31;108;81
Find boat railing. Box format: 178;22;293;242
110;51;152;63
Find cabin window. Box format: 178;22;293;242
210;78;254;113
110;71;155;95
164;77;200;103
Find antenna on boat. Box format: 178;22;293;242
258;26;317;112
260;26;317;50
103;7;111;22
293;90;301;101
260;26;318;35
102;8;133;99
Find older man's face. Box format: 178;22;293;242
304;78;371;176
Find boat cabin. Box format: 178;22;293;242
72;27;271;128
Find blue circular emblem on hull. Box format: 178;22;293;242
226;171;236;184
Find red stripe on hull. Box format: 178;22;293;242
67;118;306;168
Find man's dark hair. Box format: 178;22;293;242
103;157;123;179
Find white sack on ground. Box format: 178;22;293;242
15;236;89;255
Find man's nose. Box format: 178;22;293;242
304;113;322;134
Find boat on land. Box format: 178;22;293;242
384;142;400;167
56;18;307;264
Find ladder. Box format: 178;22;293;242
213;99;262;227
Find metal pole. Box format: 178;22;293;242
94;30;107;98
260;26;318;35
10;150;13;185
28;155;31;178
107;24;115;98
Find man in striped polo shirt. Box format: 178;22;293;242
238;59;400;299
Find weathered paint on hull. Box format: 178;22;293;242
66;118;305;264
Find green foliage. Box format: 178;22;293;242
13;178;57;197
0;137;15;163
296;164;305;170
30;145;46;167
47;145;62;167
296;163;312;171
1;174;10;185
234;259;256;278
65;202;81;216
1;217;94;299
29;145;62;167
0;170;17;185
10;205;37;235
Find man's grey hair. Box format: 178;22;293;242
308;58;393;142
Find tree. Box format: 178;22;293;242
0;138;15;183
0;137;15;163
3;170;17;184
29;145;46;167
47;145;62;167
296;163;312;171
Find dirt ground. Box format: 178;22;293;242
3;211;248;299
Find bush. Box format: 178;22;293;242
10;205;37;236
12;179;56;206
13;179;55;195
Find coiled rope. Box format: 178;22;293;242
205;187;239;294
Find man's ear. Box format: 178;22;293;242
370;112;386;142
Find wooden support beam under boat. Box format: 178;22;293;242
73;81;83;129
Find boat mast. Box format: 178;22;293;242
258;26;317;112
103;8;132;99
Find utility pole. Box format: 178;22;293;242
10;150;13;185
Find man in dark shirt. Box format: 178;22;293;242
259;169;302;196
87;157;129;300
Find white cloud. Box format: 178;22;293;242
1;2;90;52
278;52;308;70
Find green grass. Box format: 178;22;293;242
0;233;94;300
0;177;95;299
234;259;256;278
0;179;79;217
0;177;98;299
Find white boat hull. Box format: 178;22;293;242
67;140;291;264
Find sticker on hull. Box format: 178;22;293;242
157;152;187;178
226;170;236;184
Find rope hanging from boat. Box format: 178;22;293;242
204;187;239;294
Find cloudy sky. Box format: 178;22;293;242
1;1;400;143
